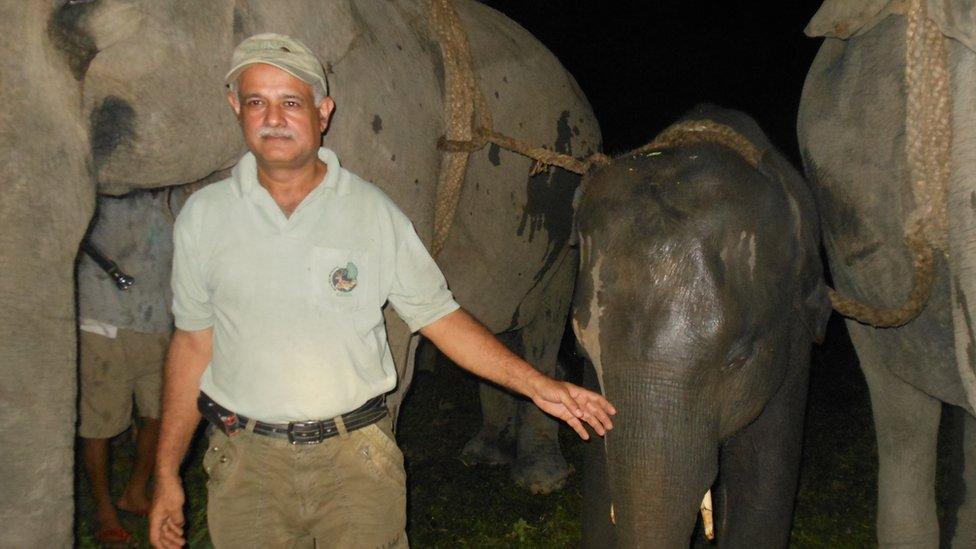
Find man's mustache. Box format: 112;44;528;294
258;127;296;139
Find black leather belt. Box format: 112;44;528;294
198;392;387;445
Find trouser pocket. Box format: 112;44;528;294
203;430;240;496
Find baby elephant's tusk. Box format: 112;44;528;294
701;490;714;540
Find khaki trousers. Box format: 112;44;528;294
204;415;407;548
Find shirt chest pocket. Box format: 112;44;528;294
312;247;374;312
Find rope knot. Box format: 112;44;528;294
436;127;491;153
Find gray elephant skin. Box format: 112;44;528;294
573;106;830;547
799;2;976;546
0;1;601;545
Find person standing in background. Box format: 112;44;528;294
77;189;176;545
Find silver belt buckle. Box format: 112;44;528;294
287;421;325;445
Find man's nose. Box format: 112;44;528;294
264;103;285;126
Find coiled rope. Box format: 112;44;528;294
428;0;610;256
826;0;949;328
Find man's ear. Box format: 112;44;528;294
319;97;336;133
227;90;242;116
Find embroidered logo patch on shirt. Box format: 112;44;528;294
330;262;358;293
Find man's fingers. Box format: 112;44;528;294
581;410;607;436
587;403;614;432
556;384;584;417
161;521;186;549
150;511;185;549
566;383;616;417
567;416;589;440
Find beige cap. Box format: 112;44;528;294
225;33;328;97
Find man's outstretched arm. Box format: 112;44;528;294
149;327;213;549
420;309;615;439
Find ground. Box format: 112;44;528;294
76;315;910;547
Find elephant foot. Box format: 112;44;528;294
511;449;571;495
460;429;514;466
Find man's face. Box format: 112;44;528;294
228;63;335;171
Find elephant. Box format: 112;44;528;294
0;1;600;545
572;105;831;547
798;2;976;546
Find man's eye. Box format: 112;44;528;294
246;99;263;106
284;101;299;107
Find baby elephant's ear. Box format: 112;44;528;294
803;280;833;344
569;179;588;247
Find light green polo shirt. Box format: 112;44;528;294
172;147;459;422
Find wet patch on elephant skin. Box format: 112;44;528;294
517;111;579;283
48;1;98;81
372;115;383;134
970;191;976;212
488;143;501;167
90;96;136;172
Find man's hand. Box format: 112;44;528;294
150;327;212;548
524;371;615;439
421;309;616;439
149;476;186;548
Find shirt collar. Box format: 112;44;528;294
231;147;346;199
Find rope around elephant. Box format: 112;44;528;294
428;0;610;256
635;119;764;168
825;0;949;328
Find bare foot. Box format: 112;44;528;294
116;490;151;517
93;506;132;546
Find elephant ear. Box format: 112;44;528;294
802;278;832;344
760;150;832;344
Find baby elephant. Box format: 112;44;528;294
573;105;831;548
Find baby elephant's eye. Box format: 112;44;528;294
65;0;98;5
722;355;748;373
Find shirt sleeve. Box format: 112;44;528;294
387;217;460;332
170;210;214;331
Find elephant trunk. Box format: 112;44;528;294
605;372;718;548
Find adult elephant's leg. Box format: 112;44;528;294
853;321;941;548
385;311;419;427
944;408;976;548
0;4;94;546
460;333;520;466
511;247;577;494
715;342;810;548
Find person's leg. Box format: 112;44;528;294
119;329;168;514
307;416;407;548
117;416;159;515
205;430;312;547
78;331;134;538
81;437;125;534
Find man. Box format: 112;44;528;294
149;33;615;548
78;191;175;544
